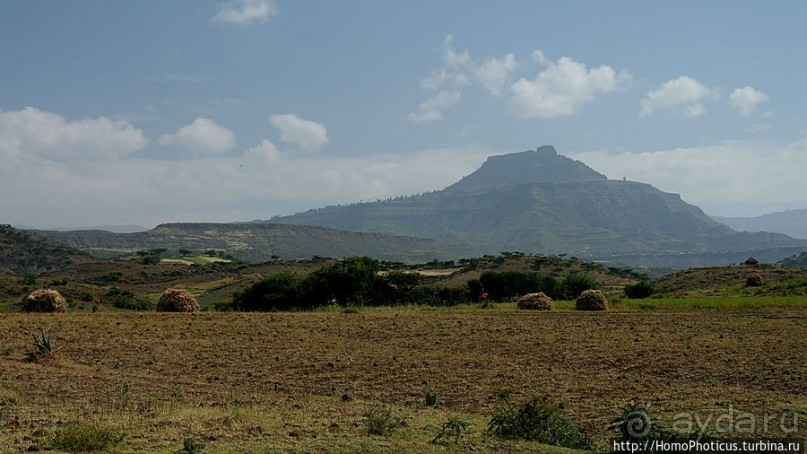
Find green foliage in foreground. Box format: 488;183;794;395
232;256;605;312
487;393;594;449
50;424;124;452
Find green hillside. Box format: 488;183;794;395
0;224;93;274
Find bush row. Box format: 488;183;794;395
231;257;607;311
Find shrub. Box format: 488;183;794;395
746;274;764;287
609;400;657;443
517;292;554;310
363;407;403;435
233;272;301;311
181;437;206;453
576;289;608;311
561;273;600;299
624;281;654;299
487;394;593;449
22;289;68;313
437;287;470;306
432;417;468;444
50;423;124;452
302;257;385;307
480;271;541;301
156;288;199;312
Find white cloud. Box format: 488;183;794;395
421;35;472;90
269;114;329;151
1;123;494;228
729;86;769;117
510;55;631;118
245;139;282;163
475;53;517;97
640;76;718;118
407;91;462;124
158;118;235;154
569;140;807;217
0;106;146;161
211;0;278;26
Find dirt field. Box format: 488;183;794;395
1;306;804;452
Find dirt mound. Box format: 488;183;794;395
517;292;553;310
156;288;199;312
575;289;608;311
22;289;68;313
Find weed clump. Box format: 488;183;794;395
363;407;403;435
746;273;764;287
50;423;123;452
575;289;608;311
517;292;553;310
156;288;199;312
22;289;67;313
487;393;593;449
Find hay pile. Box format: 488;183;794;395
575;289;608;311
22;289;68;313
746;274;764;287
156;288;199;312
517;292;554;310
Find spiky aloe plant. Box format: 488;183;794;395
30;328;61;360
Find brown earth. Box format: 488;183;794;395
1;308;804;446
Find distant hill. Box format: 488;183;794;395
0;224;93;274
778;251;807;269
713;209;807;239
272;146;807;266
34;223;449;264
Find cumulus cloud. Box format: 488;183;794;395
245;139;282;163
158;118;235;154
510;56;631;118
729;86;769;117
414;37;631;123
1;120;493;228
407;91;462;124
640;76;718;118
269;114;328;151
475;53;517;97
0;106;146;161
569;140;807;217
211;0;278;26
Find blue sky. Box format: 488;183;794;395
2;1;806;228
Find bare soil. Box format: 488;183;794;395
1;307;804;448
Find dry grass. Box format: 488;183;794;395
0;306;804;451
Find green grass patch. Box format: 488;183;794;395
50;423;124;452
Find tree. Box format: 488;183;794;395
233;272;301;311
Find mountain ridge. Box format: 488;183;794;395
713;209;807;239
272;146;807;265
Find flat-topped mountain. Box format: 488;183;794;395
273;146;807;265
445;145;605;193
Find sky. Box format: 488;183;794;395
2;0;807;229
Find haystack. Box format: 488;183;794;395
22;289;68;313
156;288;199;312
517;292;554;310
746;273;764;287
575;289;608;311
